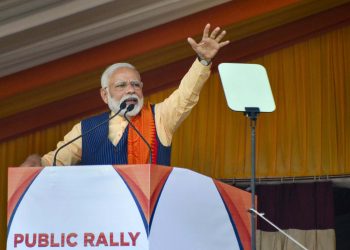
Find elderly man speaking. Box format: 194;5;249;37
21;24;229;167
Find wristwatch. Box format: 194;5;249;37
197;55;211;66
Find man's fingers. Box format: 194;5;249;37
215;30;226;42
210;27;220;39
187;37;198;48
20;154;42;167
202;23;210;40
219;40;230;48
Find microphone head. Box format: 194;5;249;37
119;100;127;110
127;104;135;112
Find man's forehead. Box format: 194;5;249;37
111;67;139;77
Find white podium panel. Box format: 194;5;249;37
8;165;251;250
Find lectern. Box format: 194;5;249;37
8;165;251;250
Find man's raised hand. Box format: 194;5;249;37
187;23;230;62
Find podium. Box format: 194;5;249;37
8;165;251;250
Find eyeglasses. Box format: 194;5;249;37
109;80;143;91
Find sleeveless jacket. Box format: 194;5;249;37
80;105;171;165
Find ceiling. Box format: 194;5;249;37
0;0;229;77
1;0;350;142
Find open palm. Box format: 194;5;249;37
187;23;230;62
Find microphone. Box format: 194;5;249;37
53;101;127;166
123;104;153;164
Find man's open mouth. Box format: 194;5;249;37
125;97;138;105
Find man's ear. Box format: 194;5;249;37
100;88;108;104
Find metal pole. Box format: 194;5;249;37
244;107;259;250
250;118;257;250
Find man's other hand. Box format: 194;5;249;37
20;154;42;167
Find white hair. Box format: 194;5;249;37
101;62;137;88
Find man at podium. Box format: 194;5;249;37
21;24;229;167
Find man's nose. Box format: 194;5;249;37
125;82;136;93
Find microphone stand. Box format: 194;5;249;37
53;101;127;166
124;104;153;164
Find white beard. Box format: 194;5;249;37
107;94;143;117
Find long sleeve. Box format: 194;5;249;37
154;59;211;146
